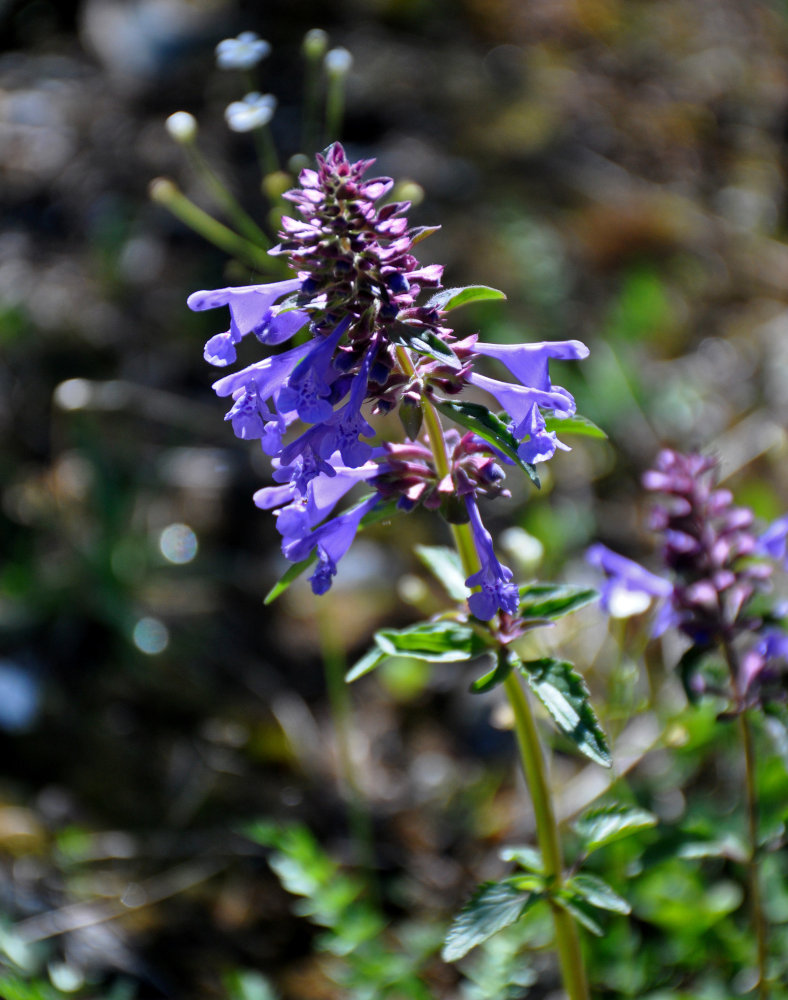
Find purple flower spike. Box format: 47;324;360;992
586;543;674;627
464;493;520;620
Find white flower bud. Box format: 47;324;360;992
165;111;198;143
324;47;353;77
302;28;329;60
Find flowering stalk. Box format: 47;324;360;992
588;448;787;996
150;178;276;272
418;394;591;1000
191;142;604;995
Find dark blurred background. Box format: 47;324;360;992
3;0;788;996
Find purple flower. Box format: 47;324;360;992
472;339;589;391
517;404;571;465
464;493;519;620
282;494;380;595
757;514;788;568
254;457;379;539
188;278;308;366
586;543;674;628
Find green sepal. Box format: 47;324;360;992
542;413;607;440
263;498;401;605
567;873;630;915
432;398;540;487
573;803;657;856
515;656;611;767
427;285;507;312
410;225;441;246
517;583;598;620
414;545;469;602
399;395;424;440
442;880;542;962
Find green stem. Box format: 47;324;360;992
721;635;769;997
182;142;270;249
504;671;590;1000
325;73;346;143
149;179;277;273
401;344;591;998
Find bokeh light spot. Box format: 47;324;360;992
159;523;198;564
132;617;169;655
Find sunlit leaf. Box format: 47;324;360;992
499;845;544;874
574;803;657;855
442;880;541;962
428;285;507;312
414;545;469;602
432;398;540;486
374;620;488;662
517;583;598;620
568;874;630;914
542;413;607;439
517;657;611;767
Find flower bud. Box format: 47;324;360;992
303;28;329;60
165;111;197;144
325;47;353;77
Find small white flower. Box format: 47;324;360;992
165;111;197;143
215;31;271;71
224;92;277;132
324;47;353;77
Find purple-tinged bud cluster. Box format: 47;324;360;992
588;448;788;711
642;450;771;646
190;143;589;614
372;430;511;517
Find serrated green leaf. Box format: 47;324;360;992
442;880;541;962
374;620;488;662
414;545;469;602
499;845;544;874
432;398;540;487
517;583;598;620
345;646;388;683
470;654;513;694
517;657;611;767
428;285;507;312
553;893;604;937
569;874;630;914
573;804;657;855
263;499;401;604
542;413;607;440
